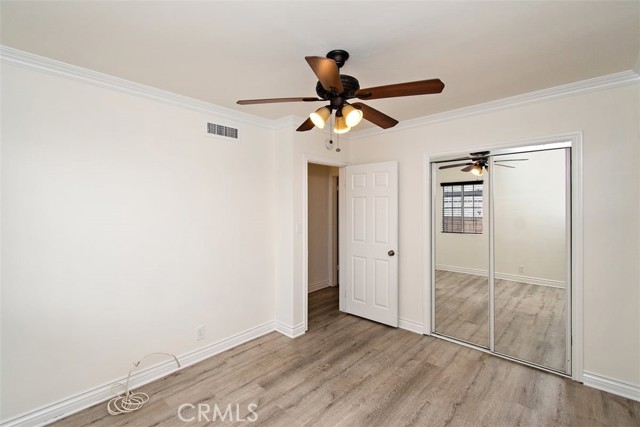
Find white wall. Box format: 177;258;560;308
493;149;567;283
348;83;640;387
0;63;278;418
272;119;349;334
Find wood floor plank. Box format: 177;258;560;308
53;286;639;427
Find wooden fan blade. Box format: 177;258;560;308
351;102;398;129
296;117;315;132
305;56;344;93
356;79;444;100
461;165;476;172
440;156;475;163
495;159;528;162
439;163;473;170
495;163;516;168
237;97;322;105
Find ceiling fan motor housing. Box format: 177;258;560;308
315;75;360;106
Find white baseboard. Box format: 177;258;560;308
274;321;306;339
436;264;565;289
308;280;330;293
495;272;565;289
436;264;486;276
398;318;424;335
583;371;640;402
0;321;276;427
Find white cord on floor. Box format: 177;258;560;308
107;352;181;416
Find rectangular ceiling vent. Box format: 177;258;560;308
206;122;239;140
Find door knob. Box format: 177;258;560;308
388;250;395;257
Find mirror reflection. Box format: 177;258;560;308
433;147;570;374
493;149;569;372
434;163;489;348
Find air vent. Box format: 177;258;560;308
206;122;238;139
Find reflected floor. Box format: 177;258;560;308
434;270;489;348
435;270;567;372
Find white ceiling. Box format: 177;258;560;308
1;1;639;128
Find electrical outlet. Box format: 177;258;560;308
518;265;524;273
196;325;205;341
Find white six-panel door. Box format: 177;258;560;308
343;162;398;327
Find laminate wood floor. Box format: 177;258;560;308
55;287;639;427
435;270;567;372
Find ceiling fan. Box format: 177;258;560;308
439;151;528;176
237;49;445;134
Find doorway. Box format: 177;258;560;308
430;141;575;376
303;158;400;333
307;163;340;329
307;163;339;292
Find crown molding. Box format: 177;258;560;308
3;46;638;138
0;45;278;130
276;115;331;137
349;70;640;140
272;114;316;131
272;115;301;130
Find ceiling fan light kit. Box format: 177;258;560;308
470;165;484;176
342;104;363;127
334;112;351;134
237;49;445;134
310;106;331;129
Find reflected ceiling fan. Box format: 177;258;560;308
237;49;445;133
439;151;528;176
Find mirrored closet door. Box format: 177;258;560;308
433;163;489;348
492;148;570;373
432;144;571;375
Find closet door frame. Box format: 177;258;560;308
425;132;583;382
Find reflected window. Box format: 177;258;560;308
442;181;483;234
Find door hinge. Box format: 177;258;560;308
336;264;340;271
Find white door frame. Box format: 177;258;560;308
422;131;584;382
328;174;340;287
302;155;349;332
